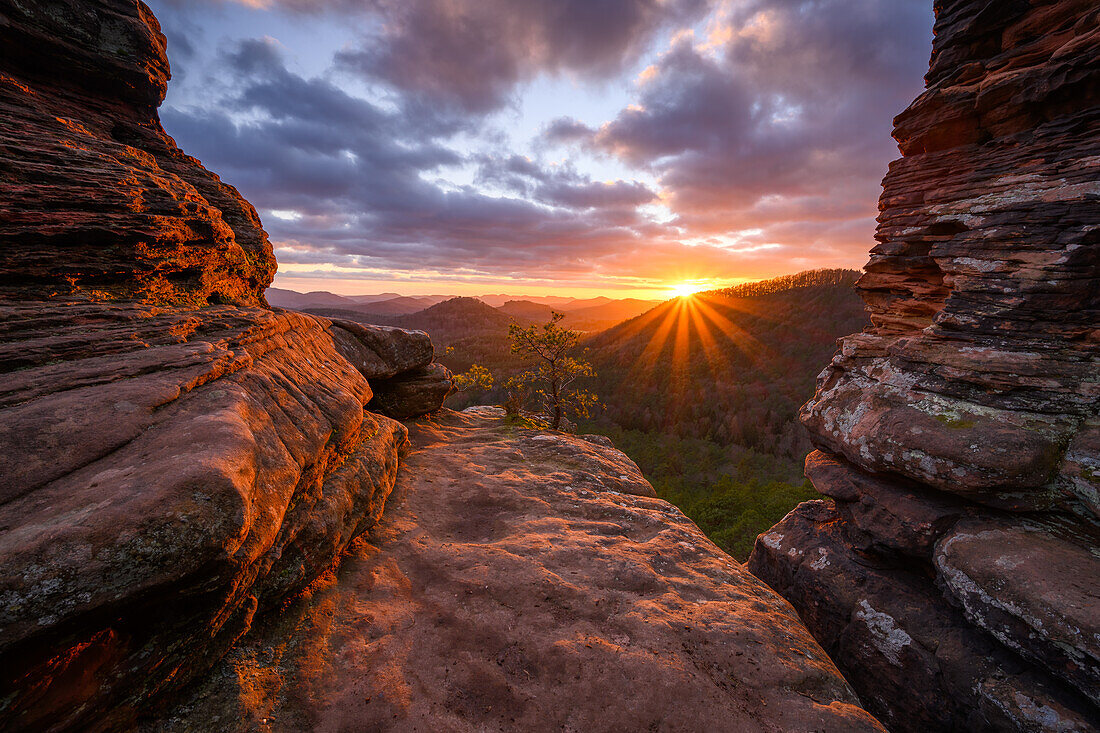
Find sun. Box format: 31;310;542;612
670;282;703;298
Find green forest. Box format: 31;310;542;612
582;269;867;460
575;423;818;560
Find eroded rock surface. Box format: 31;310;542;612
0;301;407;731
326;319;434;380
0;0;275;305
935;519;1100;706
149;409;884;733
749;1;1100;729
752;503;1097;733
368;362;456;420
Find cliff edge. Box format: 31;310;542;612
748;1;1100;731
148;409;883;732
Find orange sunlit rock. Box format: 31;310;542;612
0;0;275;306
153;408;885;732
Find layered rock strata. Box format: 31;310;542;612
0;301;410;731
323;318;457;420
0;0;275;306
749;1;1100;730
148;409;885;733
0;1;450;729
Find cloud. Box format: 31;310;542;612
550;0;932;258
151;0;933;291
162;37;675;284
334;0;710;114
543;117;597;145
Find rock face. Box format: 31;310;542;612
368;362;457;420
0;1;448;726
325;318;455;419
749;1;1100;730
0;0;275;306
0;301;409;732
148;409;885;733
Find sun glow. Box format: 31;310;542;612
670;282;704;298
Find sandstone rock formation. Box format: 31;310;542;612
368;362;457;420
325;318;456;420
326;319;435;380
147;409;885;733
0;301;410;732
0;0;275;306
0;1;446;729
749;1;1100;730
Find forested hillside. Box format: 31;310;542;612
308;297;531;377
584;269;867;460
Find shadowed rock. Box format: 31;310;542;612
323;318;453;419
0;6;483;728
369;362;456;419
0;301;407;731
935;518;1100;706
751;502;1097;733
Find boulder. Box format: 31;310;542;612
749;503;1098;732
0;301;407;732
148;410;885;733
326;318;434;380
935;519;1100;705
369;362;456;419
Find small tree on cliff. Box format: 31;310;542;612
443;346;494;399
452;363;494;394
507;312;598;430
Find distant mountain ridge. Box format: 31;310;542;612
267;286;659;318
266;288;446;314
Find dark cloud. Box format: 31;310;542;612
335;0;711;114
542;117;596;145
536;180;657;210
162;37;672;282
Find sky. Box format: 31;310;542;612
147;0;934;298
